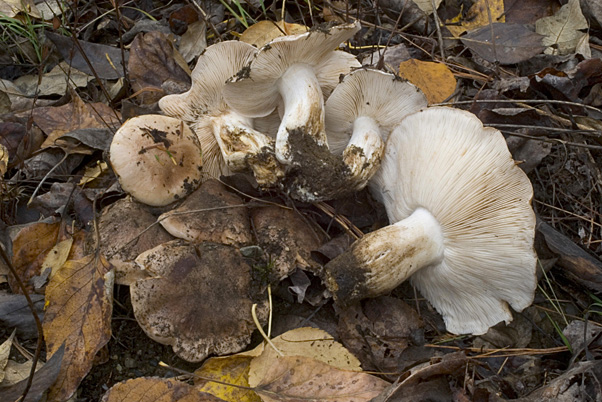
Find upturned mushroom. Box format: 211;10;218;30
109;114;203;206
323;107;537;335
159;41;284;186
223;22;361;166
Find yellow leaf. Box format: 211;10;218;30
194;355;261;402
42;237;73;280
0;143;8;176
398;59;456;104
79;161;108;185
445;0;505;37
103;377;226;401
43;253;114;401
240;20;308;48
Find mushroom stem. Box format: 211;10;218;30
324;207;445;305
275;63;326;164
212;111;285;186
341;116;385;187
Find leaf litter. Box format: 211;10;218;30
0;0;602;401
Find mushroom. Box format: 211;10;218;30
159;179;252;247
223;22;361;166
323;107;537;335
131;240;267;362
159;41;284;186
324;69;427;188
109;114;203;206
97;197;174;285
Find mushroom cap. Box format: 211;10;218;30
159;179;252;246
325;69;428;154
159;41;257;122
373;107;537;335
159;41;257;180
98;197;174;285
109;114;203;206
131;240;267;362
223;22;361;118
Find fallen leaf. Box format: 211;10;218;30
32;95;120;149
0;330;15;382
536;0;590;57
0;143;8;176
41;237;73;281
43;253;114;401
0;0;40;18
46;32;128;80
412;0;442;14
195;355;261;402
248;327;361;388
179;20;207;63
2;358;36;386
461;23;545;65
102;377;227;402
240;20;308;48
0;292;45;339
0;344;64;402
9;221;60;294
79;161;108;186
398;59;456;104
504;0;559;25
13;62;93;97
446;0;505;37
254;355;388;402
128;31;191;104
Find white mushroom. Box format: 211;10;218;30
323;107;537;335
109;114;203;206
159;41;284;186
324;68;428;189
223;22;361;165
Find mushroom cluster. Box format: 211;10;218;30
106;20;538;339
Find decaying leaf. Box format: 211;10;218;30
248;327;361;388
32;95;120;150
0;0;40;18
535;0;590;57
195;355;261;402
0;292;45;339
0;330;15;382
0;143;8;176
411;0;442;14
446;0;505;37
13;62;93;97
128;31;191;104
43;253;114;401
461;23;546;65
102;377;226;402
240;20;308;48
45;32;128;80
179;20;208;63
10;220;60;293
398;59;456;104
254;355;388;402
0;344;64;402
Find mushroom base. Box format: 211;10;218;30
323;208;445;305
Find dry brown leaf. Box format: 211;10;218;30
446;0;505;37
0;330;14;382
240;20;308;48
535;0;590;57
43;253;114;401
0;143;8;176
398;59;456;104
195;355;261;402
249;327;361;388
10;221;60;293
102;377;227;402
0;0;40;18
254;355;388;402
33;94;120;149
128;31;192;104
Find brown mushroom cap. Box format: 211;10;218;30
131;240;267;362
97;197;174;285
159;179;252;246
109;114;203;206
